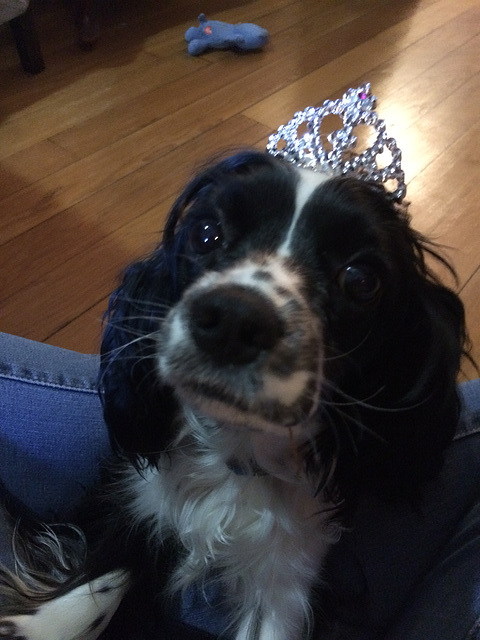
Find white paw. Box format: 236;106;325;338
0;569;129;640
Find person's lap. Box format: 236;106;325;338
1;332;479;639
0;332;110;520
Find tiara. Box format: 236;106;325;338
266;83;406;201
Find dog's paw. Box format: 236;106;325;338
0;619;26;639
0;569;129;640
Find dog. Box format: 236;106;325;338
0;150;468;640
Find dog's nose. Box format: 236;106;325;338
189;285;284;365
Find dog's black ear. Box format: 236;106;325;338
373;272;468;492
100;150;278;464
99;251;181;466
98;165;209;463
320;180;471;501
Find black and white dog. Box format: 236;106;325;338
0;151;468;640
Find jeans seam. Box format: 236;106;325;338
0;372;97;393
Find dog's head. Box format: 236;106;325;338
100;151;468;501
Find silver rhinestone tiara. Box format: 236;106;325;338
266;83;406;201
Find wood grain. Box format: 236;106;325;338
0;0;478;376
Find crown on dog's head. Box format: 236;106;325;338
267;83;406;202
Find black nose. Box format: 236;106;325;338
188;285;284;365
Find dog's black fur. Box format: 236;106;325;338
0;151;469;640
102;151;466;496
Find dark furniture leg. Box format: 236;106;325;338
9;3;45;74
75;0;100;49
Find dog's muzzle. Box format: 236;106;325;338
157;258;324;435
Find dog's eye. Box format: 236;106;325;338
189;220;223;254
338;264;382;303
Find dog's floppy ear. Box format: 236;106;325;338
378;264;468;489
98;166;211;464
319;179;471;501
100;150;279;464
99;251;181;466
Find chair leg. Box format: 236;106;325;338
75;0;100;50
9;3;45;74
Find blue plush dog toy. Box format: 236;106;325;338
185;14;269;56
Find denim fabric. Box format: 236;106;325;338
0;331;479;639
318;382;480;639
0;332;110;520
382;381;480;640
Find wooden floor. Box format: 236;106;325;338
1;0;479;379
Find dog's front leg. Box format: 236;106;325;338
235;611;305;640
0;569;129;640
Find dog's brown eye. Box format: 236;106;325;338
189;220;223;254
339;264;382;303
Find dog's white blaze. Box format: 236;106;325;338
168;313;185;347
261;370;311;405
159;313;187;372
279;168;329;256
192;259;301;296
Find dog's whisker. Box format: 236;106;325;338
107;293;171;313
320;382;386;408
323;329;373;362
320;398;388;447
323;382;432;414
101;331;155;357
102;317;161;332
98;342;157;390
323;404;360;457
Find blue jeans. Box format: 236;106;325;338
1;331;479;639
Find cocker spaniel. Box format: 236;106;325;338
0;150;468;640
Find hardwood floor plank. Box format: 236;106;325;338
243;0;478;127
0;140;75;198
0;116;270;338
0;112;267;301
47;57;258;160
47;0;397;161
0;53;206;160
1;0;384;160
397;70;480;187
47;298;109;354
407;121;480;286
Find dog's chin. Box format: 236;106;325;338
176;385;318;440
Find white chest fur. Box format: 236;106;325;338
126;426;340;640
